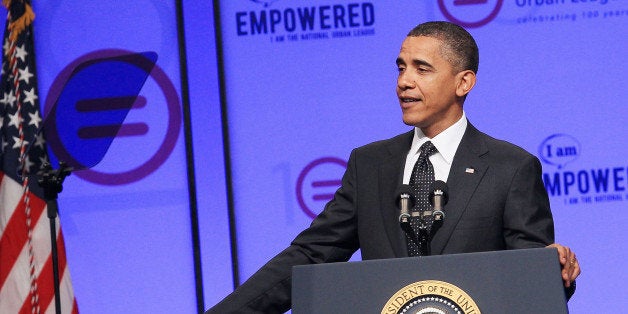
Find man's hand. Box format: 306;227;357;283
547;243;581;288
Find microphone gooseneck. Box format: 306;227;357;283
430;180;449;221
396;184;416;242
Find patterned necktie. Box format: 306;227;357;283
406;141;437;257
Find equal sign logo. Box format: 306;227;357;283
43;52;157;171
296;157;347;219
75;96;148;139
311;177;341;202
43;50;182;185
454;0;488;5
438;0;503;28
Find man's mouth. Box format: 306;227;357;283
400;97;422;103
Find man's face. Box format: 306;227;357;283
396;36;465;137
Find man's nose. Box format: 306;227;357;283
397;72;416;90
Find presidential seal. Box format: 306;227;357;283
381;280;480;314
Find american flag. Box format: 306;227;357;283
0;1;78;313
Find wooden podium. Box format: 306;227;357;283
292;248;568;313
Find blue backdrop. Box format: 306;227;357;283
14;0;628;313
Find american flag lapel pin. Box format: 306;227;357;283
465;167;475;174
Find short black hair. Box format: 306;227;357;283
407;21;479;74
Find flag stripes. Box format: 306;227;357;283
1;175;78;314
0;1;78;313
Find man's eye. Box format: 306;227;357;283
397;67;405;72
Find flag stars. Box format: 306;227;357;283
2;91;16;107
18;66;33;84
39;154;48;165
7;110;21;128
33;131;45;150
11;135;28;149
2;38;9;56
0;91;7;105
28;111;41;129
1;5;77;311
22;88;37;105
14;44;28;62
21;155;34;173
1;136;8;153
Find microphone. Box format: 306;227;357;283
396;184;415;235
430;180;448;221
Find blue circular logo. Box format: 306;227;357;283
538;134;580;169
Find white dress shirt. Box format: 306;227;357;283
403;112;468;184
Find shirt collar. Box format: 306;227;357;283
410;111;468;165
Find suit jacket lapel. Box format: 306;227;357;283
431;123;489;255
379;130;413;258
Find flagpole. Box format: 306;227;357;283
48;200;61;314
38;162;73;314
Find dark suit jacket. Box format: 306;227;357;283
207;122;555;313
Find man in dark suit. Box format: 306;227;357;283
207;21;580;313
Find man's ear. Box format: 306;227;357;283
456;70;476;97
